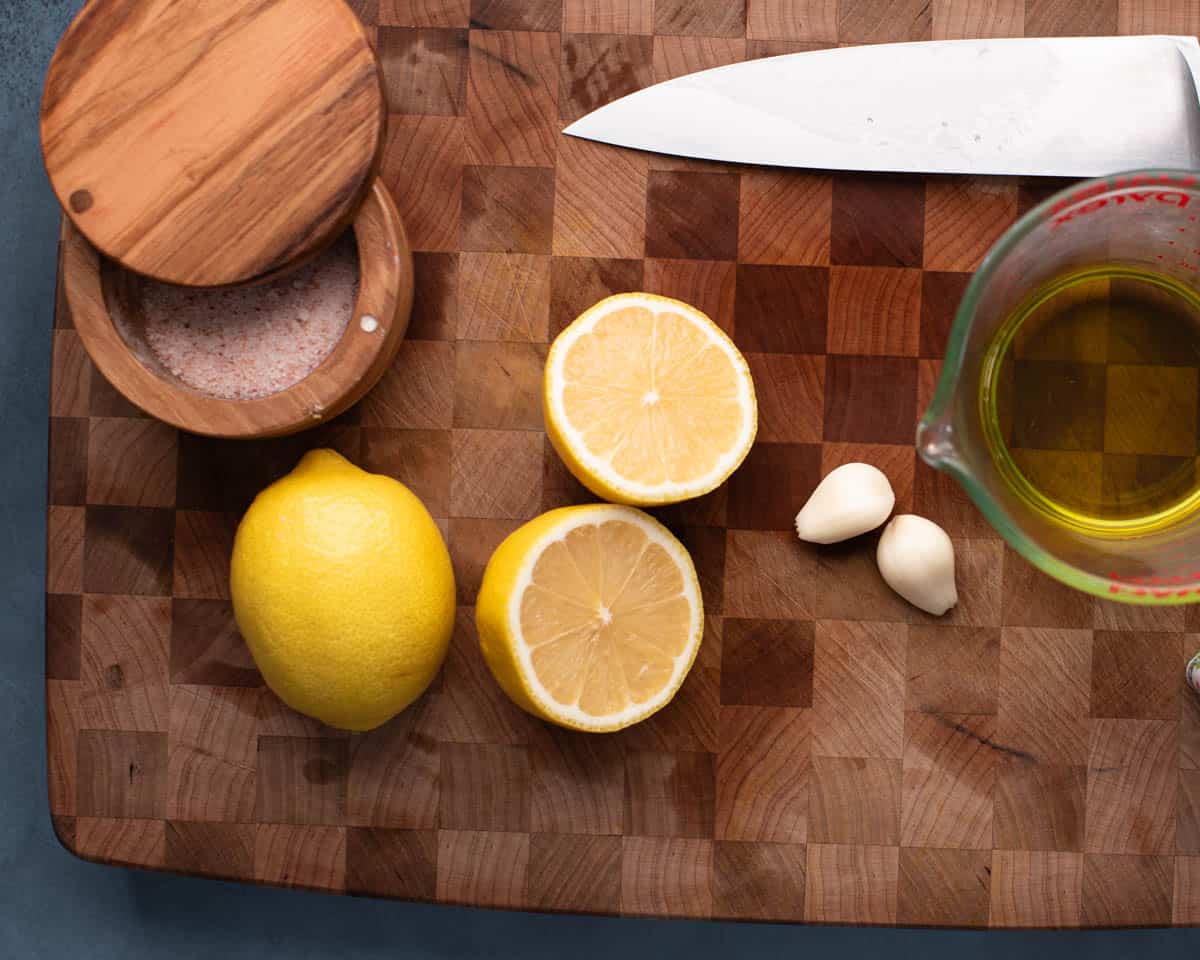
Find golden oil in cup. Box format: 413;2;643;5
979;266;1200;535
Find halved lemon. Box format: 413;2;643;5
544;293;757;506
475;504;703;732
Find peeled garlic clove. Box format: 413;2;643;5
876;514;957;616
795;462;895;544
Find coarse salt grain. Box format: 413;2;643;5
134;236;358;401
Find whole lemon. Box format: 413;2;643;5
230;449;454;731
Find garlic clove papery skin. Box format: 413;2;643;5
795;462;895;544
876;514;957;616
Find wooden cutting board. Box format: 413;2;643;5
44;0;1200;927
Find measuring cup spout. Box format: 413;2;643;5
917;416;957;468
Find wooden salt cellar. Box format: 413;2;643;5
41;0;386;288
41;0;412;438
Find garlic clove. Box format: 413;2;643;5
876;514;957;616
795;462;895;544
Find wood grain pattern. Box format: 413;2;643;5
723;530;816;619
808;756;901;845
932;0;1023;38
46;681;80;815
1090;631;1181;720
901;712;996;849
990;851;1083;928
45;594;81;681
827;266;921;356
1084;719;1178;855
560;34;653;123
167;685;258;822
720;619;814;707
41;0;384;286
823;355;919;444
814;534;917;622
745;353;825;444
64;180;412;439
1082;854;1174;927
713;841;807;922
46;505;83;595
994;761;1086;852
716;706;808;843
440;742;531;832
620;837;713;917
624;750;715;837
923;178;1017;272
172;512;237;601
644;258;736;333
906;625;999;714
77;730;167;819
1025;0;1117;35
747;0;837;40
169;599;260;687
804;843;899;924
563;0;653;33
738;172;832;266
76;818;165;867
453;341;546;430
346;698;440;828
255;738;348;825
360;341;455;429
616;614;722;753
812;620;905;759
736;264;829;353
529;724;624;834
79;594;170;732
165;821;255;880
528;834;622;912
898;847;992;927
384;117;465;252
44;1;1200;927
255;824;346;891
1117;0;1200;34
1177;857;1200;925
997;628;1093;766
437;830;529;908
466;30;559;167
345;828;437;898
1185;769;1200;854
379;28;468;115
85;418;176;507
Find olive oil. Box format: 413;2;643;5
980;267;1200;534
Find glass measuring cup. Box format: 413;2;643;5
919;170;1200;603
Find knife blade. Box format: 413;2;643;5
563;36;1200;177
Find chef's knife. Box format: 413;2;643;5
562;35;1200;177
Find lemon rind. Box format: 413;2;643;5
545;293;758;505
505;504;704;731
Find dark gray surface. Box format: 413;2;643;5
1;3;1197;956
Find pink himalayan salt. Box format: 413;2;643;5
136;237;358;401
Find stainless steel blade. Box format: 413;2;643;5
563;36;1200;176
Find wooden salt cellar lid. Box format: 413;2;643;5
40;0;385;287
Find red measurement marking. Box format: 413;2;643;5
1108;567;1200;596
1051;188;1193;228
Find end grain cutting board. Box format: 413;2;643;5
44;0;1200;928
